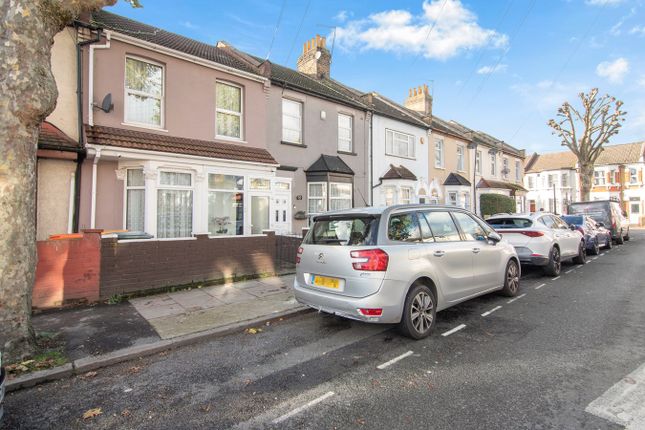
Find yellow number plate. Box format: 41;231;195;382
313;276;340;289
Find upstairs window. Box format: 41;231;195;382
434;138;444;168
216;81;243;139
594;170;605;186
386;129;415;158
125;57;163;127
490;153;497;176
630;168;638;184
527;176;535;189
456;146;465;171
475;150;482;174
503;158;509;179
561;173;568;187
282;98;303;144
338;114;353;152
515;160;521;181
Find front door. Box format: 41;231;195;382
630;202;640;225
271;192;292;235
251;196;270;234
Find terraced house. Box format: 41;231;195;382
524;142;645;225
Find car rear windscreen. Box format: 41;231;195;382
562;215;584;225
305;216;379;246
487;218;533;229
568;202;610;224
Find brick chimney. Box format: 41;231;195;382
404;84;433;117
297;35;331;79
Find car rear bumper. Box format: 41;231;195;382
514;246;549;266
292;278;405;324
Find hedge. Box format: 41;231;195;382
480;193;516;218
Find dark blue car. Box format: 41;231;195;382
562;215;612;255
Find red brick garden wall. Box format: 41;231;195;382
33;230;102;308
99;232;280;299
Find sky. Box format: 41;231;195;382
106;0;645;154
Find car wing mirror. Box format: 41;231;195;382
569;224;576;231
487;231;502;244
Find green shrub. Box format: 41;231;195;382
480;193;516;218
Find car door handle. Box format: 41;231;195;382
433;250;445;257
472;247;481;254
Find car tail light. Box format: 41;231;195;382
296;247;303;264
350;249;389;271
576;227;585;235
358;308;383;317
496;230;544;237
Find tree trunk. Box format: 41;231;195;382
0;0;114;361
579;162;594;202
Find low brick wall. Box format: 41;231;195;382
33;230;102;308
100;232;279;299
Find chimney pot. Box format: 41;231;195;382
297;34;332;79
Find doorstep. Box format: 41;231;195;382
129;274;299;339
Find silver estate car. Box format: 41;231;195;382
293;205;520;339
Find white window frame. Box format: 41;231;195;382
561;173;568;187
282;98;303;144
215;80;244;141
594;170;605;186
338;113;353;153
630;168;638;184
386;129;415;159
307;182;327;215
463;191;471;211
528;176;535;189
384;186;396;206
329;182;353;211
157;170;194;238
515;160;521;181
124;56;165;129
400;187;413;204
434;138;444;168
490;153;497;176
456;145;465;172
123;168;145;231
475;150;482;174
448;192;458;206
503;157;509;179
208;173;245;236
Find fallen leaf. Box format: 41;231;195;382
83;408;103;419
128;366;141;374
20;360;35;366
121;409;131;417
82;371;98;378
245;328;263;334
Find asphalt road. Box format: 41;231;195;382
4;232;645;429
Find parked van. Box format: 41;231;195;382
568;200;630;244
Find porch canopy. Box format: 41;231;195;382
476;178;527;196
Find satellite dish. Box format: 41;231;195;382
314;50;322;60
93;93;113;113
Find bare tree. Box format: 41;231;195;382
0;0;140;362
548;88;626;202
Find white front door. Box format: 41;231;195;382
271;192;292;235
630;202;640;225
251;196;270;234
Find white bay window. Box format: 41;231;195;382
126;169;145;231
308;182;327;215
330;183;352;211
157;172;193;238
208;174;244;236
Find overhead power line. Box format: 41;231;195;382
285;0;312;66
265;0;287;61
411;0;448;66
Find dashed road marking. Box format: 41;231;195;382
535;283;546;290
507;293;526;304
592;256;599;260
552;276;561;281
565;269;575;274
377;350;414;370
585;261;591;264
481;306;502;317
272;391;335;424
442;324;466;337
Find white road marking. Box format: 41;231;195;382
481;306;502;317
272;391;335;424
441;324;466;337
585;261;591;264
585;362;645;429
599;253;605;257
592;256;599;260
552;276;561;281
565;269;575;274
507;293;526;304
377;350;414;370
535;283;546;290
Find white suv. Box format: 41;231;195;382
294;205;520;339
486;212;585;276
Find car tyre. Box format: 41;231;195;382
616;231;624;245
500;259;520;297
544;246;561;277
624;230;630;241
399;283;436;340
573;241;586;264
604;236;612;249
589;239;600;255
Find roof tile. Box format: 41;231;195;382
39;122;79;150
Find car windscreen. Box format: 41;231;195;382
562;215;584;226
568;203;610;224
486;218;533;229
305;216;379;246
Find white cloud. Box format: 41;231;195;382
596;57;630;83
586;0;625;5
334;10;351;22
334;0;508;60
511;80;589;113
637;75;645;88
181;21;198;30
477;64;507;74
630;25;645;36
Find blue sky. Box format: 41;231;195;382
106;0;644;154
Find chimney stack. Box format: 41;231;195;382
296;35;331;79
404;84;433;117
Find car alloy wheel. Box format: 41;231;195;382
411;291;434;334
501;259;520;297
553;248;561;274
